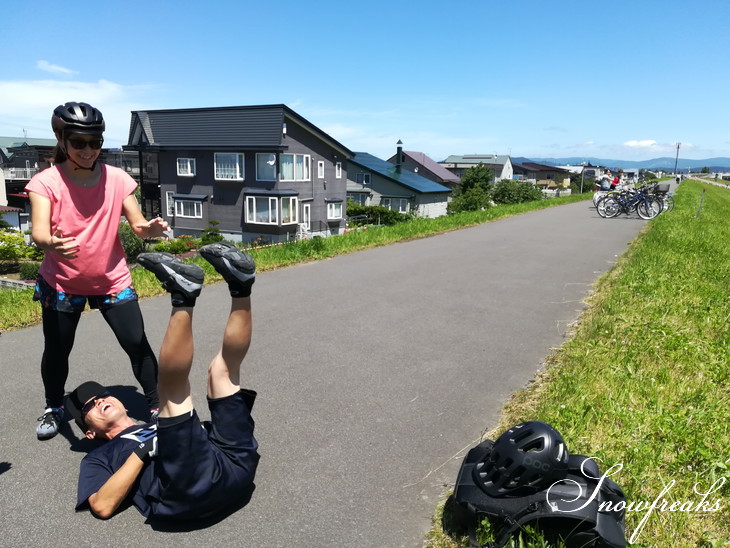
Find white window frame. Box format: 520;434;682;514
246;196;279;225
176;157;196;177
335;161;342;179
174;199;203;218
356;173;371;186
214;153;244;181
327;202;343;219
256;153;277;181
281;196;299;225
166;191;175;217
382;198;409;214
317;160;325;179
279;153;311;182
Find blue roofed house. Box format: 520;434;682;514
124;104;354;243
347;143;451;218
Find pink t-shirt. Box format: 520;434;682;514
26;164;137;295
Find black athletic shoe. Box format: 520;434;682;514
137;252;204;298
199;242;255;297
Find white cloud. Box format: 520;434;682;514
0;78;162;147
36;60;78;76
624;139;658;148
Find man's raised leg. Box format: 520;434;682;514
137;253;204;417
198;242;256;399
207;297;251;399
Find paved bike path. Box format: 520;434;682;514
0;201;646;547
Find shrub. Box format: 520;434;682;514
152;238;196;255
19;261;41;281
346;202;411;226
118;222;145;261
492;180;543;205
201;220;224;245
0;230;26;261
447;186;492;214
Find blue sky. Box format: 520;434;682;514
1;0;729;163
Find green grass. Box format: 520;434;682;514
0;193;586;332
427;180;730;547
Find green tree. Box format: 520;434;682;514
201;220;224;245
701;167;710;174
447;186;492;214
458;163;494;194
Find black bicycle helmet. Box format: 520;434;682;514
51;102;105;136
475;421;570;497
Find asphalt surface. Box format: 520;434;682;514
0;200;648;547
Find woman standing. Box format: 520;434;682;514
26;102;167;439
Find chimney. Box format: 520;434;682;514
396;140;403;173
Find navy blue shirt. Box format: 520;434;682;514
76;423;157;516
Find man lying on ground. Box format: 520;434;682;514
67;243;260;520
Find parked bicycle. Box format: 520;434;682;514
596;185;663;220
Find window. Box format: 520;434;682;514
246;196;277;224
327;202;343;219
281;197;298;224
356;173;371;186
382;198;409;214
317;160;325;179
175;200;203;218
166;191;175;216
347;193;367;206
280;154;311;181
215;153;244;180
256;153;277;181
335;162;342;179
245;196;298;225
177;158;196;177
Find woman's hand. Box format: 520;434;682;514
135;217;170;239
49;228;79;259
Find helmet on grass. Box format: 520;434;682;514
477;421;570;497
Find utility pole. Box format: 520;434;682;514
673;142;681;175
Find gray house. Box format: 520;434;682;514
124;104;354;243
440;154;514;181
347;146;451;218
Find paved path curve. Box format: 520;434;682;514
0;201;646;547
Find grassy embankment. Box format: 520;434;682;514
0;193;586;331
427;180;730;547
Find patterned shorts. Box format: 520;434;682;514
33;275;138;313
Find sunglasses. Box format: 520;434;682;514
67;137;104;150
81;391;111;416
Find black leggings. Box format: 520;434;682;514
40;300;159;409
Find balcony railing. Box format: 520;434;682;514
2;167;39;180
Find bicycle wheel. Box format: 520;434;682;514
600;196;622;218
637;198;662;220
662;194;675;212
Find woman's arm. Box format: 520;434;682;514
28;192;79;258
122;194;169;239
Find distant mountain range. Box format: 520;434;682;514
515;156;730;172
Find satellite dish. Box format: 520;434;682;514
267;154;276;166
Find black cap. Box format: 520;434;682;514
66;381;107;432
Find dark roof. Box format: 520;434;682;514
125;104;353;157
386;151;460;182
513;161;571;172
350;153;452;194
